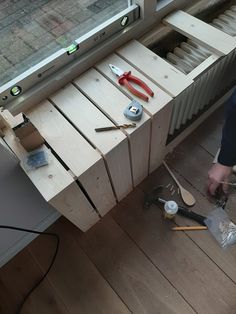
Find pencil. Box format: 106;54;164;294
172;226;207;231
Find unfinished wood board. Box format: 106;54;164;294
187;54;219;80
112;187;236;314
0;249;69;314
95;53;173;172
74;68;151;186
166;136;221;196
29;219;130;314
117;40;193;97
3;129;99;231
3;129;73;202
163;10;236;56
77;215;195;314
139;164;236;285
50;83;132;201
27;100;116;215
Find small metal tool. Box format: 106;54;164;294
95;123;136;132
109;64;154;102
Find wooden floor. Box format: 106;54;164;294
1;105;236;314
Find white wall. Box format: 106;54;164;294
0;144;59;267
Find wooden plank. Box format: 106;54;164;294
0;249;69;314
139;164;236;286
95;53;173;173
3;129;73;202
112;187;236;314
77;214;195;314
29;218;131;314
74;68;151;186
50;83;132;201
3;129;99;231
116;40;193;97
187;54;219;80
166;136;220;196
163;10;236;56
27;100;116;216
50;182;100;232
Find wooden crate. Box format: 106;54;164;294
50;84;132;201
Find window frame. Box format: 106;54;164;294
1;0;192;113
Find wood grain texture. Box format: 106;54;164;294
50;83;132;201
3;129;74;202
50;182;99;232
163;10;236;56
74;68;151;186
0;249;69;314
116;40;193;97
27;100;116;215
29;219;130;314
139;164;236;285
77;215;195;314
95;53;173;173
3;128;99;231
112;186;236;314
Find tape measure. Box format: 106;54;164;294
123;100;143;121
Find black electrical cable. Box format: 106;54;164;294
0;225;60;314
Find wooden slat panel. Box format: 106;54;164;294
3;129;99;231
117;40;193;97
0;249;69;314
95;53;173;172
112;187;236;314
163;10;236;56
143;164;236;285
29;219;131;314
74;68;151;186
78;215;195;314
3;129;73;202
50;84;132;201
50;183;99;232
27;100;116;216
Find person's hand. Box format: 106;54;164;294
207;162;232;195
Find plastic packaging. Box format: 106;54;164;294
204;207;236;248
164;201;178;219
23;147;49;171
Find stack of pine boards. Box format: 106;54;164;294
3;10;236;231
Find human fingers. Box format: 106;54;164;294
208;180;219;195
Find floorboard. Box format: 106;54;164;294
0;249;68;314
77;215;194;314
112;186;236;314
28;219;130;314
1;104;236;314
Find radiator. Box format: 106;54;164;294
166;5;236;136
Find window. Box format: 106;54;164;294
0;0;184;108
0;0;130;85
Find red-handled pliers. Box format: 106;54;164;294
109;64;154;102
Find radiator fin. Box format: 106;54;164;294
167;5;236;136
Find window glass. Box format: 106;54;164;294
0;0;129;86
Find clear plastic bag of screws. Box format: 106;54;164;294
204;207;236;248
23;147;50;171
